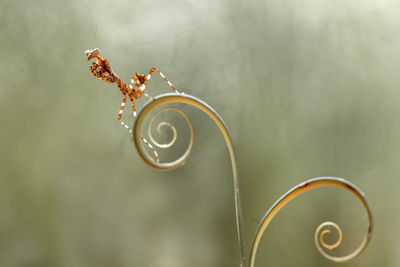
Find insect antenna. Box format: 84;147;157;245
90;12;102;48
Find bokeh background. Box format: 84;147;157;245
1;0;399;266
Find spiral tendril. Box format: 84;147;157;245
134;99;194;168
248;177;373;267
132;93;245;266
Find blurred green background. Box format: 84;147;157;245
1;0;399;266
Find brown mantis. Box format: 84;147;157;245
85;48;180;162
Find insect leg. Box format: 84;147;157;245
148;67;180;94
127;93;137;118
141;136;160;163
126;94;159;162
117;93;132;134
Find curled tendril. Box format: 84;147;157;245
147;107;181;149
132;93;246;266
133;95;195;169
248;177;373;267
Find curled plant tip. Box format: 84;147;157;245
132;92;246;266
134;103;194;168
133;93;229;170
248;177;373;267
